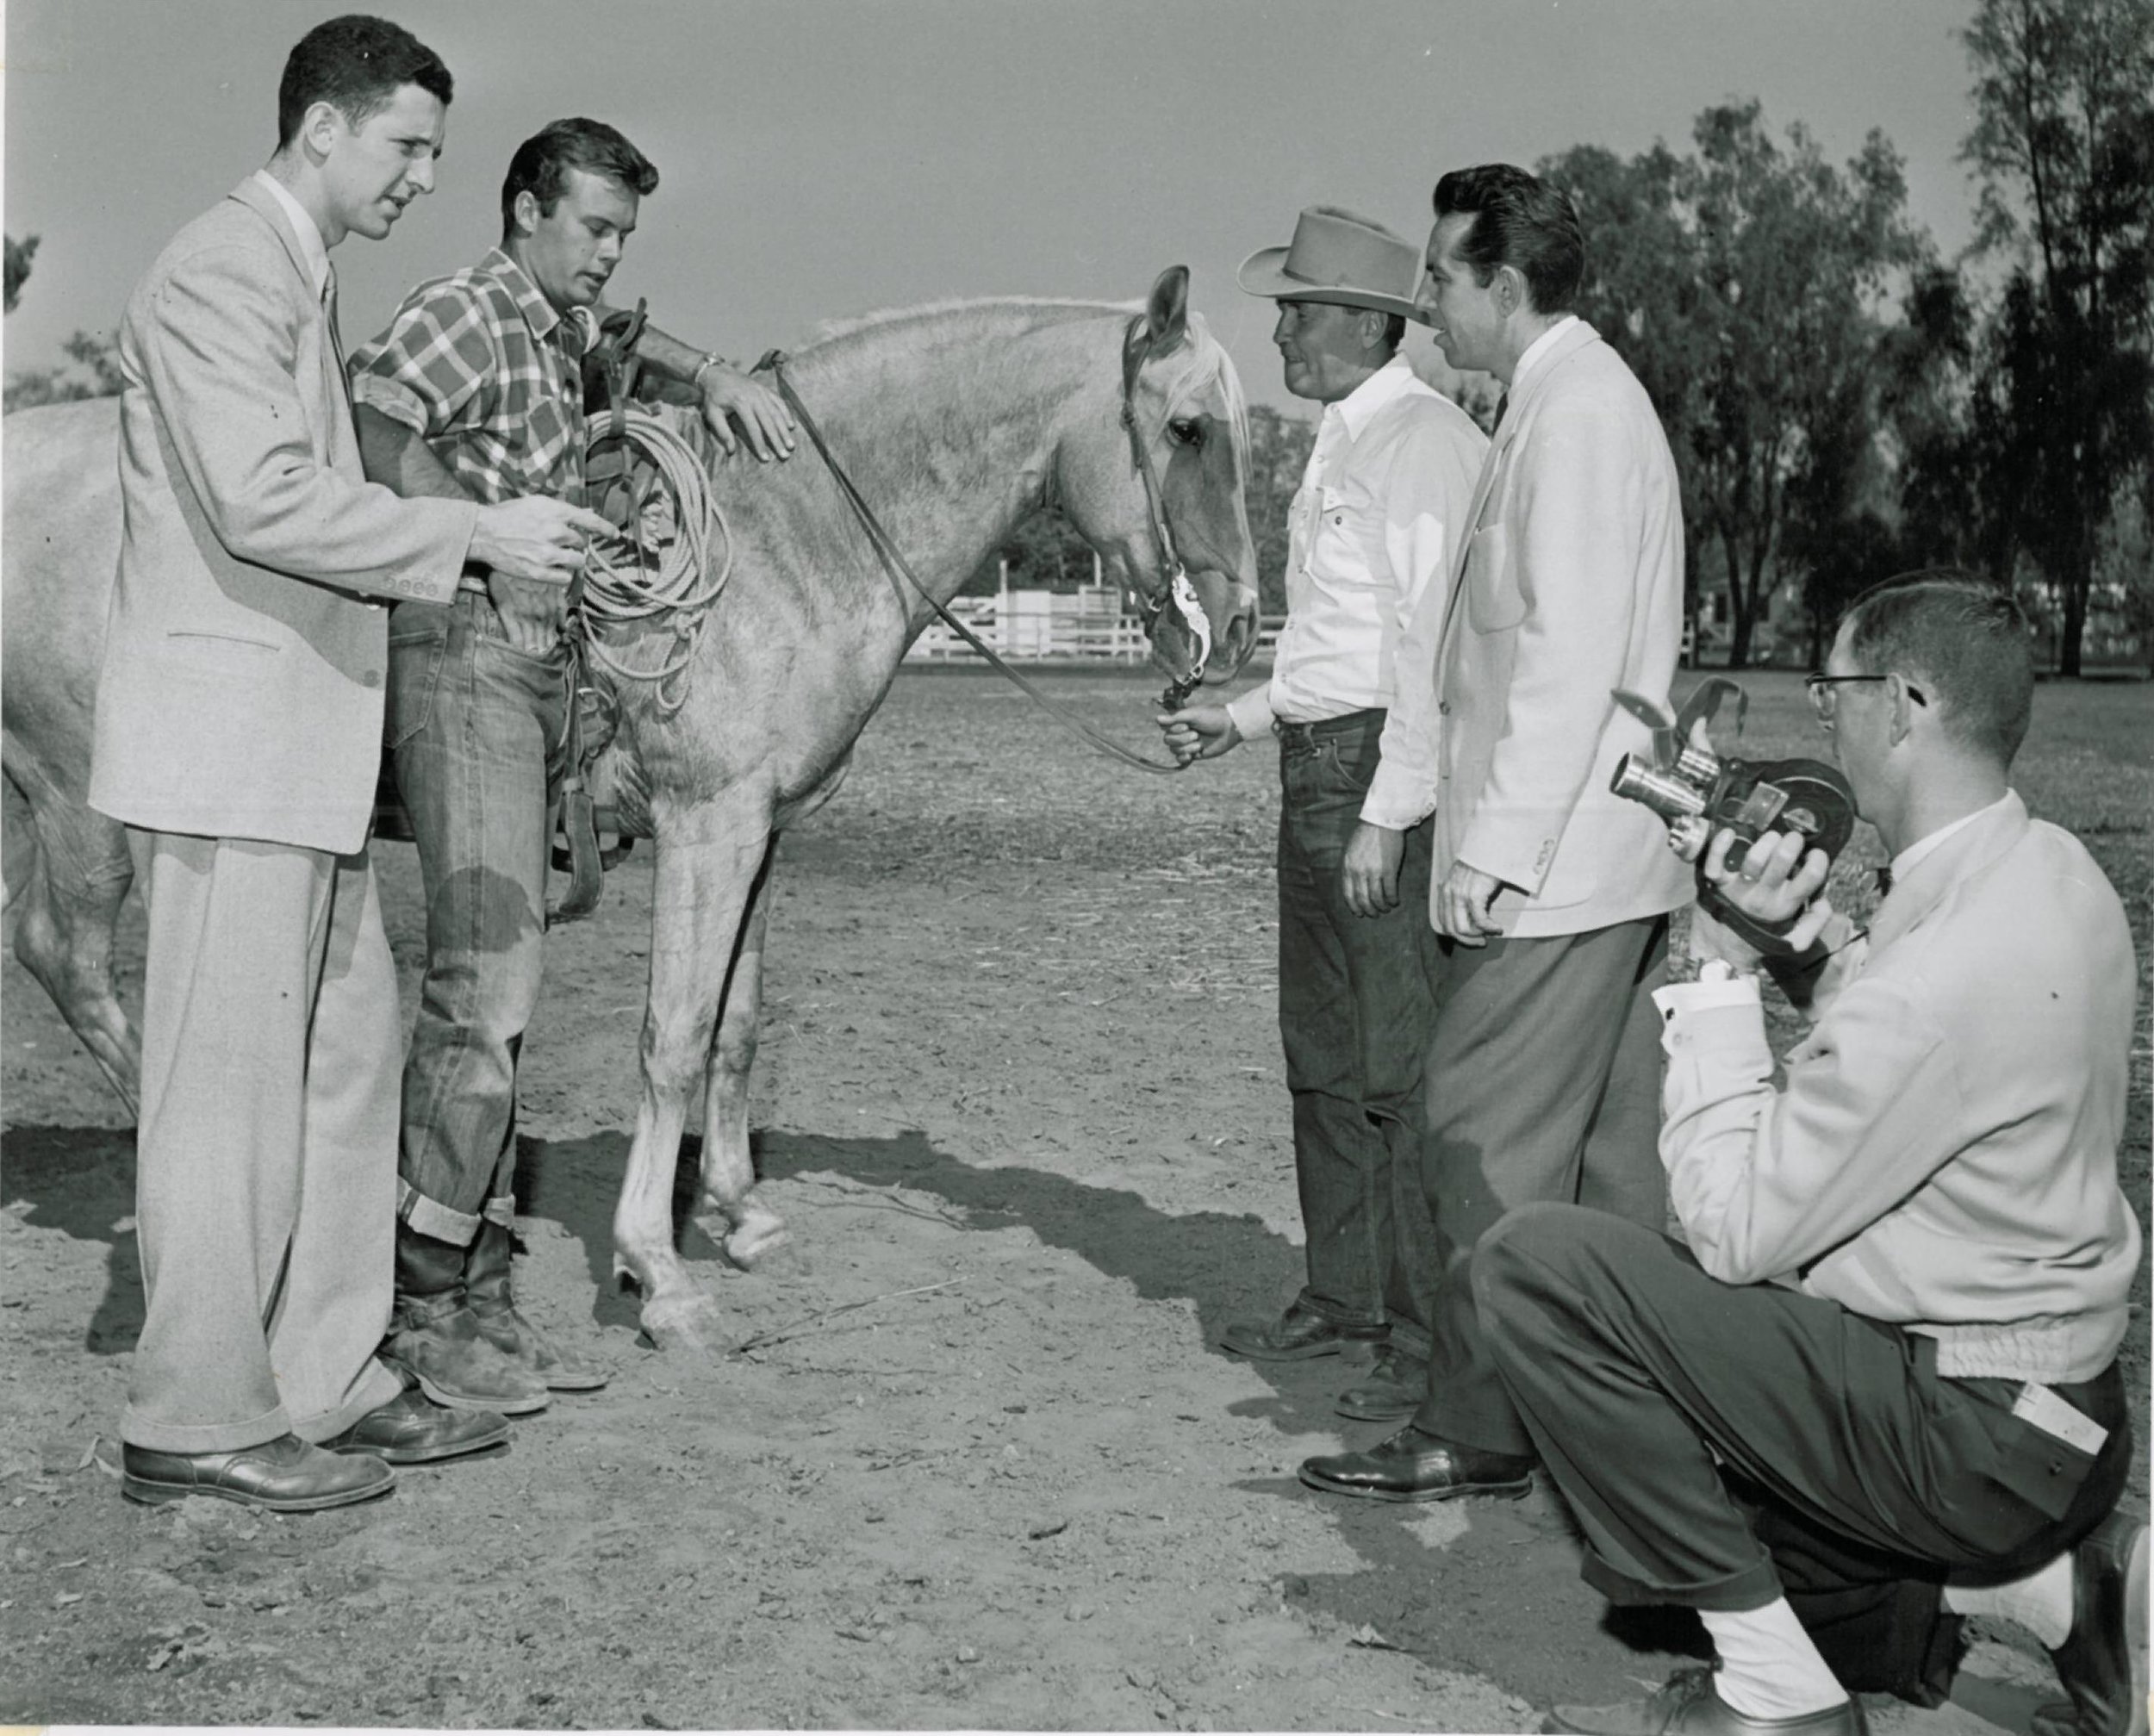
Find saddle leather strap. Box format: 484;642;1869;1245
759;351;1192;778
545;634;607;925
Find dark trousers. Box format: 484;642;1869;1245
387;593;570;1247
1406;916;1668;1439
1275;710;1441;1333
1475;1204;2132;1702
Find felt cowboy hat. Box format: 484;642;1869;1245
1237;206;1431;324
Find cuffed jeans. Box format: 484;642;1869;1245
388;592;570;1247
1472;1204;2132;1703
1274;709;1441;1336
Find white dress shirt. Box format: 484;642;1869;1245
1223;357;1486;779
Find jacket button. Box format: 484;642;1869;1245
360;669;383;688
1438;702;1452;716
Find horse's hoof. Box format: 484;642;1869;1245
639;1289;724;1353
728;1226;807;1279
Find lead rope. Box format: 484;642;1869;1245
761;351;1195;777
576;408;731;714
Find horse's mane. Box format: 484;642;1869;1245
796;295;1246;445
805;296;1134;345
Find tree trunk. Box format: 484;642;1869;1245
1723;528;1755;669
2059;544;2089;677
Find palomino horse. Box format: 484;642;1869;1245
2;266;1260;1349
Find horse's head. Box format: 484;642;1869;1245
1058;268;1261;693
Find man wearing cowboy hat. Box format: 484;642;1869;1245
1161;207;1485;1422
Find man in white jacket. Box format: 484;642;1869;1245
1300;164;1691;1482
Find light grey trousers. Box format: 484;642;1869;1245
121;830;404;1453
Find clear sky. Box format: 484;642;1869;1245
5;0;1984;410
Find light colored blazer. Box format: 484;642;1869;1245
1429;320;1692;938
90;177;476;856
1658;793;2141;1385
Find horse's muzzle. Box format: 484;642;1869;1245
1186;570;1260;683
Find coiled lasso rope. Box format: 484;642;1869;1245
576;408;731;714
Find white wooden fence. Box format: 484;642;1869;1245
906;569;1283;663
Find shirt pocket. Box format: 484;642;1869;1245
1310;481;1381;588
1463;520;1524;633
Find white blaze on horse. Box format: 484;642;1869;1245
3;267;1260;1349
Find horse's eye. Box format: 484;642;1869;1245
1168;418;1202;447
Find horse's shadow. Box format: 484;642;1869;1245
2;1123;145;1357
514;1121;1715;1706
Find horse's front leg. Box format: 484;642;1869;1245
5;781;141;1115
612;804;769;1351
696;835;795;1272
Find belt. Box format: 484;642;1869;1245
1273;707;1385;756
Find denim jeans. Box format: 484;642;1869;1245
386;593;570;1245
1274;709;1441;1335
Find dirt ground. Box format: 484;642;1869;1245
2;666;2145;1732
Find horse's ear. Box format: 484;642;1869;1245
1142;266;1190;352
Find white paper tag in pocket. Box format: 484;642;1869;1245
2011;1382;2109;1456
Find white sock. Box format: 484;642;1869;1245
1701;1599;1851;1720
1944;1552;2075;1649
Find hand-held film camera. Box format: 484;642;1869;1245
1610;678;1858;954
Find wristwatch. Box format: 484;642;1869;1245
690;352;726;390
1696;959;1759;986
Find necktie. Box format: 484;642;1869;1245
1874;865;1895;899
1491;389;1510;432
322;265;355;416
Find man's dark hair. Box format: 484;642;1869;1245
1431;164;1585;315
1377;312;1407;352
1840;568;2036;766
501;119;660;237
277;16;452;148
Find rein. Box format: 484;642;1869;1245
758;327;1206;778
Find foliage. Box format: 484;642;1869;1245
3;230;127;412
4;233;39;314
1544;103;1925;669
1242;402;1315;615
4;330;126;412
1958;0;2154;675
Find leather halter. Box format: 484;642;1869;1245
761;340;1205;776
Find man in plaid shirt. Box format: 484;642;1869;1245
352;117;794;1416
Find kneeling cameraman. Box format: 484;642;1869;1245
1477;571;2145;1736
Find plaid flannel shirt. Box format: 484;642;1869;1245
350;246;599;508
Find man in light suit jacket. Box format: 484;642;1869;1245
1479;574;2144;1736
1301;164;1692;1503
90;15;606;1513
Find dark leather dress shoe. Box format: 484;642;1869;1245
121;1434;394;1512
1220;1301;1387;1361
1335;1345;1428;1422
1298;1424;1533;1503
2034;1508;2150;1736
1547;1666;1865;1736
323;1389;511;1465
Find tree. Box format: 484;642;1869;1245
1959;0;2154;675
1242;401;1316;615
3;230;127;411
4;233;38;314
3;330;126;412
1544;104;1924;667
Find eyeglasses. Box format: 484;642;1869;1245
1804;671;1925;723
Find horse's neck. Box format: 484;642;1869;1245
779;302;1116;621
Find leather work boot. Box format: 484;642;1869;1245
383;1222;550;1416
465;1218;609;1392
